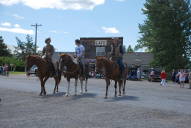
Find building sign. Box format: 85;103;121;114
95;40;107;46
96;47;106;56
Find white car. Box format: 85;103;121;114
28;65;38;75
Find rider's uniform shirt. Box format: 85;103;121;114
111;44;123;61
42;44;55;60
75;44;85;58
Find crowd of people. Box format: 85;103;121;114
159;69;191;89
0;64;9;76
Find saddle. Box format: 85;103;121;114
44;58;56;77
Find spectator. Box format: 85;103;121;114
160;70;167;87
137;68;141;80
171;69;177;82
4;64;9;77
177;69;186;88
188;71;191;89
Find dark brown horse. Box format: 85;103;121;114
26;55;61;96
59;54;89;96
96;56;128;98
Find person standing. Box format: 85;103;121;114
188;71;191;89
74;39;85;75
160;70;167;87
177;69;186;88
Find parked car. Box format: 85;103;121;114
148;69;161;82
28;65;38;75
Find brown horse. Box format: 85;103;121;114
26;55;61;96
96;56;128;98
59;54;89;96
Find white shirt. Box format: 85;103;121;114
75;44;85;58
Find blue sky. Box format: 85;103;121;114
0;0;146;52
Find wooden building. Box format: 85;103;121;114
80;37;123;60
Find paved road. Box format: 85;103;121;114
0;75;191;128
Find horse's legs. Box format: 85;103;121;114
65;78;70;96
53;77;59;94
39;78;44;96
42;77;49;95
74;79;78;96
118;80;122;96
114;81;117;97
105;79;110;99
85;78;88;92
80;78;83;94
123;79;127;95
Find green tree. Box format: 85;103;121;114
14;35;36;60
0;36;11;57
126;45;134;53
136;0;191;70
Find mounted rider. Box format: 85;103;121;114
74;39;85;76
110;38;125;78
42;37;57;76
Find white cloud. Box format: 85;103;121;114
14;24;20;28
102;26;119;34
0;26;34;34
1;22;12;27
0;0;105;10
12;14;24;20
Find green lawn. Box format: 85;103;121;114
10;72;25;75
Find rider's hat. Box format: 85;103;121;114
75;39;80;44
45;37;51;43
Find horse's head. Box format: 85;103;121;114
59;54;73;71
96;57;108;73
25;55;34;76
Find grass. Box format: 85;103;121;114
9;72;25;75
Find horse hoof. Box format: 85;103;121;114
85;89;87;92
104;96;108;99
39;93;43;96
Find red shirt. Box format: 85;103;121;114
160;72;167;79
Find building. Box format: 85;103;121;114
80;37;123;60
123;52;154;77
123;52;154;68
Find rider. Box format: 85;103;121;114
74;39;85;75
110;38;125;78
42;37;56;76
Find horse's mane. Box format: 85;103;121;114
96;56;113;65
28;55;47;63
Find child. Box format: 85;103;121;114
160;70;167;87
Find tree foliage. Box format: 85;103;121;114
136;0;191;70
126;45;134;53
0;36;12;57
14;35;36;60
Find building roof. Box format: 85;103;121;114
123;52;154;66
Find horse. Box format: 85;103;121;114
96;56;128;98
26;55;61;96
59;54;89;96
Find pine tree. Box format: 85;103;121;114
14;35;36;60
0;36;11;57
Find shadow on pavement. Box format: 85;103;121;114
106;95;139;102
71;93;97;100
44;92;66;97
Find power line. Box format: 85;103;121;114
31;23;42;54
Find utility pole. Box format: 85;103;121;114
31;23;42;54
